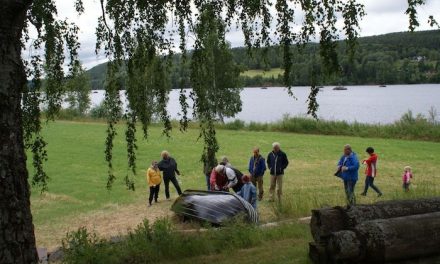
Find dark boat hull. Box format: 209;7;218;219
171;190;258;225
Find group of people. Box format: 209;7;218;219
146;142;414;208
336;144;414;205
146;151;182;206
205;142;289;208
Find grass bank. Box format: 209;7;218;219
29;121;440;261
219;114;440;142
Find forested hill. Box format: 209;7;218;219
87;30;440;89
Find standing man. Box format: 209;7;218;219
267;142;289;202
248;147;266;201
337;144;359;206
158;150;182;200
361;147;383;197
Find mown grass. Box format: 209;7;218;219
29;121;440;261
240;68;283;78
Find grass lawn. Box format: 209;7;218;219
29;121;440;259
240;68;283;78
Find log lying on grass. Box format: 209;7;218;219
310;197;440;241
310;207;344;242
327;211;440;263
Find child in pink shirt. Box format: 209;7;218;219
402;166;413;192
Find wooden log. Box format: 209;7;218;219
310;197;440;242
310;207;344;242
342;197;440;228
327;211;440;263
308;242;328;264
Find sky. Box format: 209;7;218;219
44;0;440;70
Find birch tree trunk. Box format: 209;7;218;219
0;1;38;263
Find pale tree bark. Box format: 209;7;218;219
0;0;38;263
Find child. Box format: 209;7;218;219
146;161;162;206
402;166;413;192
361;147;383;197
237;175;257;209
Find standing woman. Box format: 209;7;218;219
158;151;183;200
146;161;161;206
337;144;360;206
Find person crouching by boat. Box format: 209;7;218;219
158;150;183;200
210;164;228;191
214;164;241;192
146;161;161;207
237;175;257;209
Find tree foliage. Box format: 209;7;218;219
21;0;434;192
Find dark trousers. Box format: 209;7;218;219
149;184;160;205
164;176;182;199
363;176;382;195
344;180;357;206
205;173;211;191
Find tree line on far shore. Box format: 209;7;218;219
85;29;440;89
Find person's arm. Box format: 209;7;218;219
248;157;253;175
147;169;153;186
173;159;180;175
210;169;218;190
283;153;289;169
337;156;343;167
260;158;267;175
363;156;372;166
157;160;165;171
226;169;237;188
267;154;271;169
346;156;360;171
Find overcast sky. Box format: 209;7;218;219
47;0;440;69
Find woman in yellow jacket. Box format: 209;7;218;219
147;161;162;206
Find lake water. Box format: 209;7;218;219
89;84;440;124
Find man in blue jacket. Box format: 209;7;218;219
248;147;266;201
337;144;359;206
267;142;289;201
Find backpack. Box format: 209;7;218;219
231;167;244;192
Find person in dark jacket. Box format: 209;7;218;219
157;150;182;199
203;157;217;191
248;147;266;201
267;142;289;201
337;144;360;206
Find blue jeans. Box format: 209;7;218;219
344;180;357;206
363;176;382;195
205;173;211;191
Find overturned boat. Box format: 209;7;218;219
171;190;258;225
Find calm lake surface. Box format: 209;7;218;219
90;84;440;124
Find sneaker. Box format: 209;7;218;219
378;193;383;197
